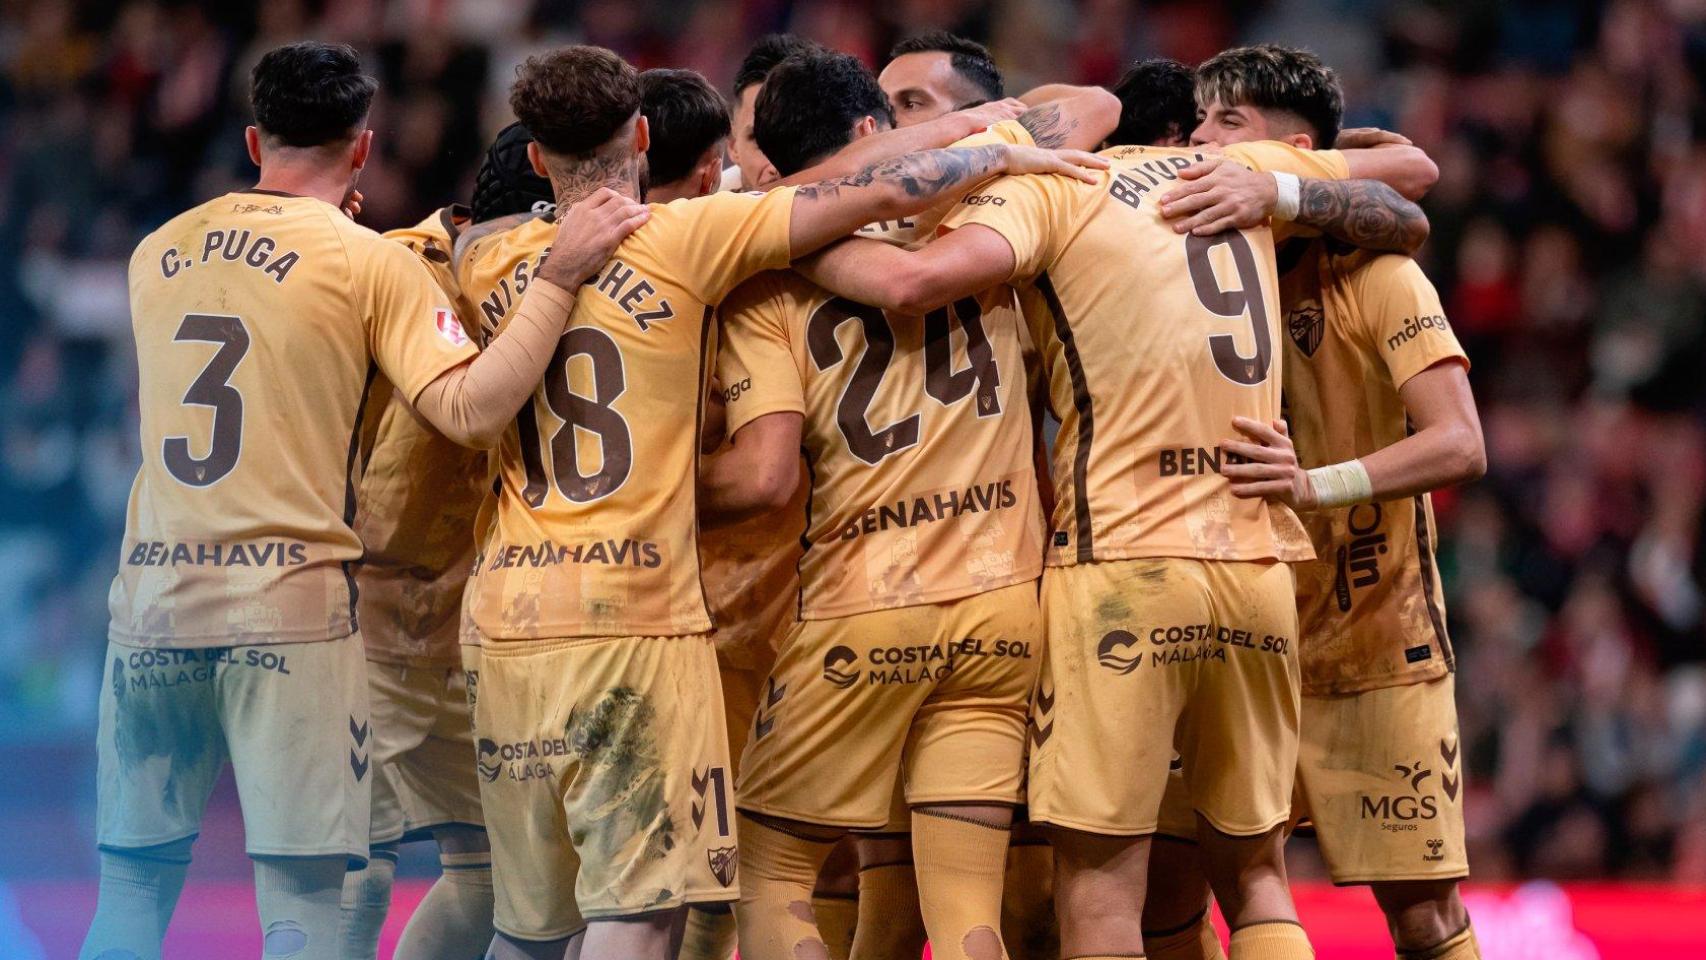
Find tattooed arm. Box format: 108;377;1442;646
1014;85;1122;151
785;144;1106;256
1160;157;1430;254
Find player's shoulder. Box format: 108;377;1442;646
722;268;811;319
382;204;470;261
458;214;554;287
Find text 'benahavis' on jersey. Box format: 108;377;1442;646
717;119;1045;619
1277;241;1469;695
112;190;476;647
938;140;1357;568
358;205;490;667
456;186;799;641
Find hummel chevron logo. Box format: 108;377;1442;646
755;678;786;739
350;750;370;781
1440;738;1459;768
349;717;370;747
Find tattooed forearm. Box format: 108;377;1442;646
795;145;1007;204
1018;103;1078;150
1297;178;1430;254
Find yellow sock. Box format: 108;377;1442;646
677;907;737;960
733;815;838;960
1229;921;1312;960
850;862;926;960
1146;906;1225;960
1399;924;1480;960
813;894;857;960
912;810;1012;960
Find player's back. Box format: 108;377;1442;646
952;144;1320;567
458;187;797;641
113;191;464;646
719;271;1043;619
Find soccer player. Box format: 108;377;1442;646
452;44;1102;960
784;75;1437;960
880;31;1007;125
726;34;823;191
1190;44;1487;960
641;69;732;202
337;124;559;960
84;41;646;960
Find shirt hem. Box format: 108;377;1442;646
796;567;1042;622
107;621;358;648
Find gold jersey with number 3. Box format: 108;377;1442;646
939;141;1351;566
1278;242;1469;695
111;191;476;648
457;187;799;641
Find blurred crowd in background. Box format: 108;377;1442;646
0;0;1703;885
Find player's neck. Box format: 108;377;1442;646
548;155;641;208
250;160;353;211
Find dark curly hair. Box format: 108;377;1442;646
250;42;377;147
510;46;642;157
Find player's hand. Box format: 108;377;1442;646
1334;127;1412;149
957;97;1027;132
538;188;650;288
342;189;364;220
1159;157;1277;235
1002;145;1109;183
1222;417;1315;511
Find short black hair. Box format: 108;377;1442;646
641;69;732;185
1108;59;1199;147
755;51;894;177
733;33;822;97
1196;44;1343;147
510;46;641;156
887;31;1004;102
250;42;377;147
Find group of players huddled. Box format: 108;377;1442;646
82;24;1488;960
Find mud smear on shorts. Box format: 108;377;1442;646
565;686;673;861
113;658;217;819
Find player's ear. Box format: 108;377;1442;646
1286;132;1315;150
351;129;374;171
633;114;651;155
244;127;263;168
527;141;549;178
695;146;723;198
852;115;879;141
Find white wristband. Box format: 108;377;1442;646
1272;171;1302;220
1305;459;1372;509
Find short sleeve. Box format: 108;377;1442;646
1224;141;1351;180
358;237;478;404
717;274;806;436
950;118;1035;149
937;174;1072;283
1349;254;1468;388
652;187;799;305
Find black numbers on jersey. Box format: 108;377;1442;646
163;313;249;487
806;297;1002;466
1185;232;1272;385
516;328;634;505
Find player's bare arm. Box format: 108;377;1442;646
1221;359;1485;510
786;143;1106;255
412;188;648;448
1158;157;1430;252
1013;86;1123;150
700;411;805;527
795;223;1016;317
773;99;1027;188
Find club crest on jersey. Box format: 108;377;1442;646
707;845;738;887
1288;299;1325;357
435;308;469;347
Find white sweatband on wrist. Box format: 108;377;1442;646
1305;459;1372;509
1272;171;1302;220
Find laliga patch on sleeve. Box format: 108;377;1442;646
1404;644;1433;664
1053;531;1070;547
435;308;470;347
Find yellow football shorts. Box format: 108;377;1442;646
96;634;371;864
1028;558;1301;837
466;632;737;940
736;581;1041;829
366;661;484;844
1295;673;1468;883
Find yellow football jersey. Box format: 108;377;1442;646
355;206;490;666
939;141;1350;567
111;191;476;647
457;187;798;640
718;272;1043;619
1278;243;1468;695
